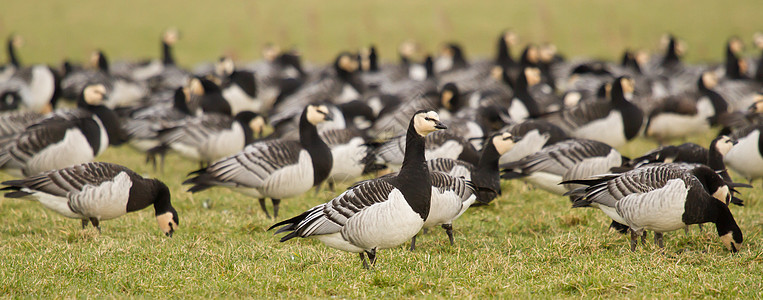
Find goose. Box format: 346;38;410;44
122;87;194;153
500;138;624;195
411;171;476;250
644;72;729;143
186;77;232;116
319;127;380;191
506;67;543;121
183;104;333;219
566;164;742;252
428;131;520;205
0;64;60;114
547;76;643;148
60;50;147;108
269;110;447;269
148;111;264;168
113;28;180;82
0;35;22;82
498;119;569;165
0;84;124;177
1;162;179;236
214;57;262;114
723;124;763;184
372;129;480;171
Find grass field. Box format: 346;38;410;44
1;1;763;298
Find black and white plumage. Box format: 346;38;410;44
500;138;623;195
724;124;763;183
61;51;147;108
0;64;60;113
429;131;520;204
373;130;479;171
545;76;643;148
410;171;476;250
319;128;378;189
121;87;194;153
269;110;447;269
566;164;742;252
148;111;263;167
214;57;263;114
0;84;123;177
644;72;729;143
184;104;333;219
498;119;569;165
1;162;179;236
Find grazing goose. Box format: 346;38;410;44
546;76;643;148
500;138;623;195
113;28;180;81
566;164;742;252
186;77;232;116
184;104;333;219
724;124;763;183
0;84;124;177
215;57;262;114
269;110;447;269
428;131;520;204
1;162;179;236
644;72;729;143
148;111;263;167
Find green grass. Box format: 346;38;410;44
1;131;762;298
1;0;763;298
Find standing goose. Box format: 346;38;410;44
428;131;520;204
644;72;729;143
723;124;763;184
566;164;742;252
269;110;447;269
183;104;333;219
410;171;476;250
500;138;624;195
1;162;179;236
0;84;123;177
148;111;264;168
546;76;643;148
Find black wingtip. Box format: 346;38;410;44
609;220;630;234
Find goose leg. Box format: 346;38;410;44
641;231;647;245
366;248;377;267
629;229;639;252
328;180;335;193
654;232;664;248
442;224;455;246
410;235;417;251
258;198;271;219
81;219;89;229
359;252;370;269
697;224;704;231
90;218;101;233
314;184;322;196
272;199;281;219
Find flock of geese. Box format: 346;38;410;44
1;29;762;268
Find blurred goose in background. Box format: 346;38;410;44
61;50;148;108
213;57;262;114
112;28;180;82
1;162;179;236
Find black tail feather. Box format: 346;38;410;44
609;220;629;234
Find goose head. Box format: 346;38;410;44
539;43;557;64
746;94;763;115
503;30;519;49
153;182;179;237
754;32;763;50
492;132;521;155
81;84;108;106
162;28;179;45
412;110;447;137
712;135;737;157
440;83;460;112
306;104;333;125
700;71;718;89
523;67;542;87
692;165;731;205
215;56;235;77
334;52;359;74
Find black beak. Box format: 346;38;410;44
324;112;333;121
166;228;174;238
731;140;738;146
434;121;447;130
511;135;522;143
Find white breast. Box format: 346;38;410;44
342;188;425;251
199;123;246;162
328;137;366;183
724;130;763;180
499;130;549;165
508;99;530;122
24;66;55;112
646;113;710;140
260;150;315;199
573;111;626;148
25;128;96;176
224;85;262;114
616;178;688;233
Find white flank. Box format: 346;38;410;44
573;111;626;148
341;188;424;251
68;172;133;220
25;129;96;176
499;130;548;165
328;137;366;183
224;85;262;114
616;178;688;232
724;130;763;181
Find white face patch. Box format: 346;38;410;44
755;32;763;49
620;78;635;95
262;44;281;61
189;78;204;95
539;44;556;62
89;52;101;68
504;32;518;47
712;185;731;205
715;136;735;156
635;51;649;66
490;66;503;80
702;72;718;89
564;92;582;107
751;98;763;114
163;28;179;45
338;55;358;72
249;116;265;134
306;105;330;125
413;111;442;136
399;40;417;58
719;232;742;252
525;68;541;86
83;84;107;105
215;57;235;76
526;46;539;64
492;132;516;155
730;38;744;54
156;212;177;236
441;90;454;109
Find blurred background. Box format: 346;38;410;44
0;0;760;66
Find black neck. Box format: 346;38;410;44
368;47;379;72
662;38;680;66
756;49;763;82
299;111;332;186
162;41;175;66
473;141;501;195
391;121;431;219
711;201;741;241
172;88;192;115
515;75;541;117
97;53;109;73
236;118;255;145
698;80;728;125
88;105;127;146
496;38;513;67
7;38;19;67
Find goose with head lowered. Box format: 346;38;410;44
269;110;447;269
183;104;333;219
1;162;179;236
0;84;125;177
565;164;743;252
